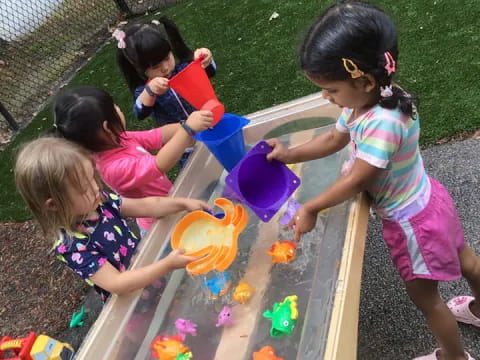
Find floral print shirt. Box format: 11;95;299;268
55;192;140;302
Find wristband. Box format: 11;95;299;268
144;85;157;97
180;120;196;136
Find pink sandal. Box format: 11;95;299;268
447;296;480;327
413;348;475;360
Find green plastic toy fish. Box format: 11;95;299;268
175;352;193;360
262;295;298;338
69;305;86;328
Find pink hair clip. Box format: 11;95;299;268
112;29;126;49
384;51;396;76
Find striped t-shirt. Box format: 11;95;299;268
336;105;428;218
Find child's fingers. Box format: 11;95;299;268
293;225;301;242
198;201;212;210
265;138;278;148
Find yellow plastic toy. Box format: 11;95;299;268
30;335;74;360
0;332;74;360
232;281;255;304
171;198;248;275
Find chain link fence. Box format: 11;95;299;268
0;0;177;135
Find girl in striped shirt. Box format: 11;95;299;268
267;2;480;359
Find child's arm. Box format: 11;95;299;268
137;77;170;107
90;249;196;295
267;127;350;164
290;158;381;241
121;196;211;219
153;110;213;173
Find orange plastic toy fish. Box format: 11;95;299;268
252;346;284;360
171;198;248;275
151;334;191;360
266;240;297;264
232;280;255;304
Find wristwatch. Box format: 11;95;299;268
180;120;196;136
144;85;157;97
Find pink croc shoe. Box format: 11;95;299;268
413;348;475;360
447;296;480;328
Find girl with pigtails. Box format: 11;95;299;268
114;16;216;126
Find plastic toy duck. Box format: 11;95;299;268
232;280;255;304
216;305;235;327
266;240;297;264
151;334;190;360
253;346;284;360
262;295;298;338
175;318;197;341
204;271;232;299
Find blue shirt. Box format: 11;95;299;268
133;60;217;126
55;192;140;302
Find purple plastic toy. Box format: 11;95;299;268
225;141;301;222
175;318;198;340
216;306;235;327
279;198;302;226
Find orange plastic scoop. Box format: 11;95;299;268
171;198;248;275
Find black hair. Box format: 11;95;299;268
300;0;416;118
52;86;125;152
117;16;194;93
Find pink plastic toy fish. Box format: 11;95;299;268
216;305;235;327
175;318;198;341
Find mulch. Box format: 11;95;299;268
0;221;90;338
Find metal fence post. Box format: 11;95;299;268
0;102;19;131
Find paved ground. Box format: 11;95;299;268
358;139;480;359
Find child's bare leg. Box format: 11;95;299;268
405;278;466;360
459;246;480;317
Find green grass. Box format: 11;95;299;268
1;0;479;221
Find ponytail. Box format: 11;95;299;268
379;85;417;119
117;47;146;93
159;16;193;63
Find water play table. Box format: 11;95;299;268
74;93;369;360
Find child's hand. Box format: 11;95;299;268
186;110;213;132
288;205;317;242
164;248;197;270
181;198;211;212
266;138;290;163
148;77;169;95
194;48;212;68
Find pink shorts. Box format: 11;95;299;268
382;177;465;282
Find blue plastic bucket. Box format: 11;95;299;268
194;113;250;171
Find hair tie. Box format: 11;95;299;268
380;85;393;98
342;58;364;79
384;51;396;76
112;29;126;49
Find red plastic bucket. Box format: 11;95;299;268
169;59;225;126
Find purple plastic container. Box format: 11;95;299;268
225;141;301;222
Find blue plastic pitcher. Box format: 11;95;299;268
194;113;250;171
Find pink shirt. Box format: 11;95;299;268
95;128;173;230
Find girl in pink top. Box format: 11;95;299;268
52;86;213;234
